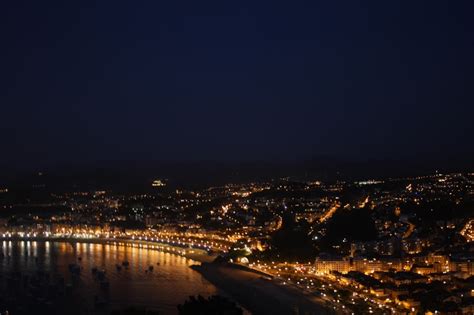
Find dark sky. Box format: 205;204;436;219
1;1;473;171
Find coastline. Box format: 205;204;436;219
0;236;216;263
0;238;219;314
1;237;332;314
192;262;334;315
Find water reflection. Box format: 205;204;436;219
0;241;217;314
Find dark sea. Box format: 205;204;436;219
0;240;218;314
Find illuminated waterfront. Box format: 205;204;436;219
0;241;218;314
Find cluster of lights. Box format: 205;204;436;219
246;261;402;314
0;228;237;254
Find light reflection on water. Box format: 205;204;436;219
0;241;218;314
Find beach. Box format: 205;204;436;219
192;262;334;315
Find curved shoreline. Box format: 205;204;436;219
0;236;216;263
192;262;333;315
0;237;220;314
1;237;331;314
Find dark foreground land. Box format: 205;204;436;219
192;263;333;315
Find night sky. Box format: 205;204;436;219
1;1;473;171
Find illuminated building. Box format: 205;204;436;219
315;255;351;274
152;179;166;187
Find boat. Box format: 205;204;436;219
122;260;130;267
148;265;154;272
